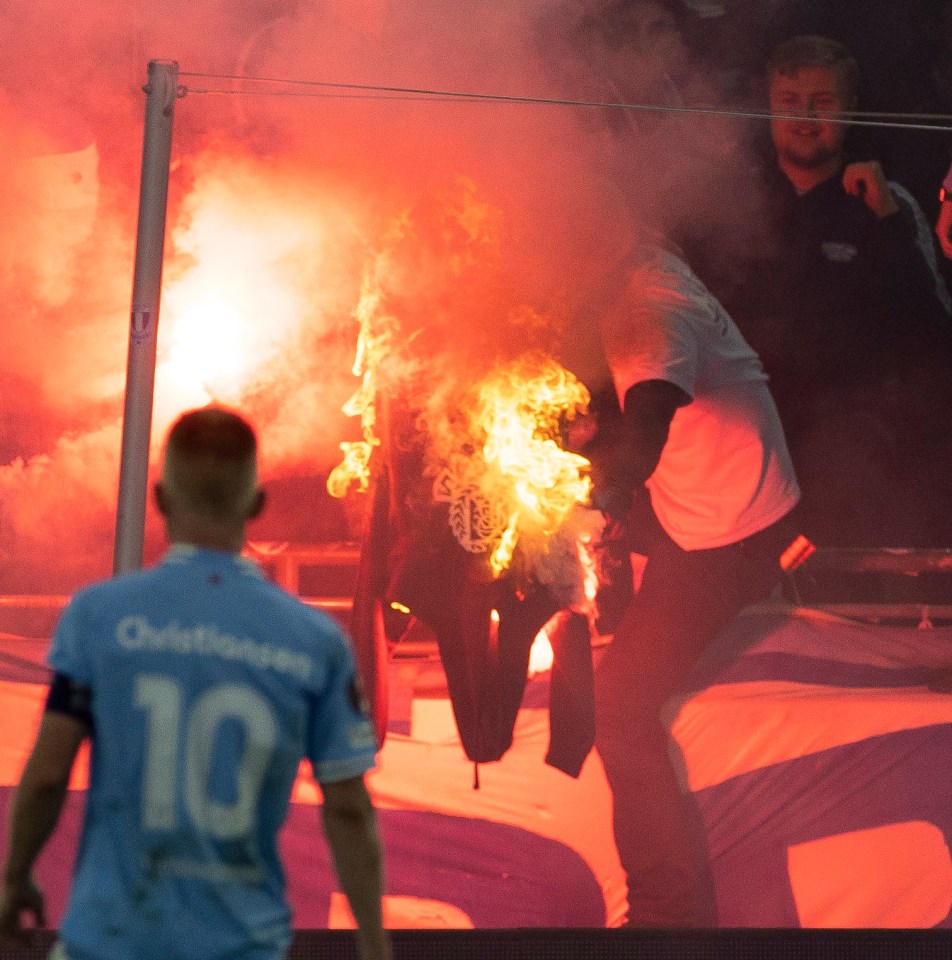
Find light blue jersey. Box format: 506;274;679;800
47;545;378;960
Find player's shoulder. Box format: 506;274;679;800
67;565;162;613
243;575;350;647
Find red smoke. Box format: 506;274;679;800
0;0;743;596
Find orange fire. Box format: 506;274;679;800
528;630;555;677
327;178;503;501
475;356;592;577
424;355;595;582
327;182;593;589
326;270;389;498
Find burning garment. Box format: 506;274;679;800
338;358;601;776
354;449;597;775
328;184;601;774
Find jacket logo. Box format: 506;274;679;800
821;241;858;264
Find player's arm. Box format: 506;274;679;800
320;775;391;960
1;677;90;939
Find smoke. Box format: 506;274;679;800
0;0;767;596
0;423;122;593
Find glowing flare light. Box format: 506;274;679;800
153;158;340;426
158;271;303;415
164;294;249;399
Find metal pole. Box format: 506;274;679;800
113;60;179;574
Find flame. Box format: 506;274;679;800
326;269;392;497
327;179;504;501
426;355;593;579
528;630;554;677
474;356;592;577
326;183;590;582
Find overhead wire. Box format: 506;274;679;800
177;69;952;133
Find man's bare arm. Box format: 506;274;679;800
320;776;391;960
0;711;88;938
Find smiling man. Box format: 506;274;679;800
682;35;952;550
758;36;952;549
768;36;897;215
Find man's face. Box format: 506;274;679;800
769;65;851;170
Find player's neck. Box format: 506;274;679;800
166;518;245;554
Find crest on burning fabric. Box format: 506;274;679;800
434;471;510;556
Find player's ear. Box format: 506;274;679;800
154;482;168;516
248;488;266;521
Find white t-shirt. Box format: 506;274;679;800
599;246;800;551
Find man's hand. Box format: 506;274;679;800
0;709;86;945
842;161;899;218
564;412;597;454
0;875;46;942
936;199;952;260
592;516;634;636
590;483;633;526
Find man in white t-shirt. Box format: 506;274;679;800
590;243;805;927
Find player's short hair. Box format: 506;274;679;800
162;407;259;519
768;35;860;105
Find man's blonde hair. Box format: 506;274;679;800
161;407;259;519
768;35;860;106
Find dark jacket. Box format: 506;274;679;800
683;162;952;547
